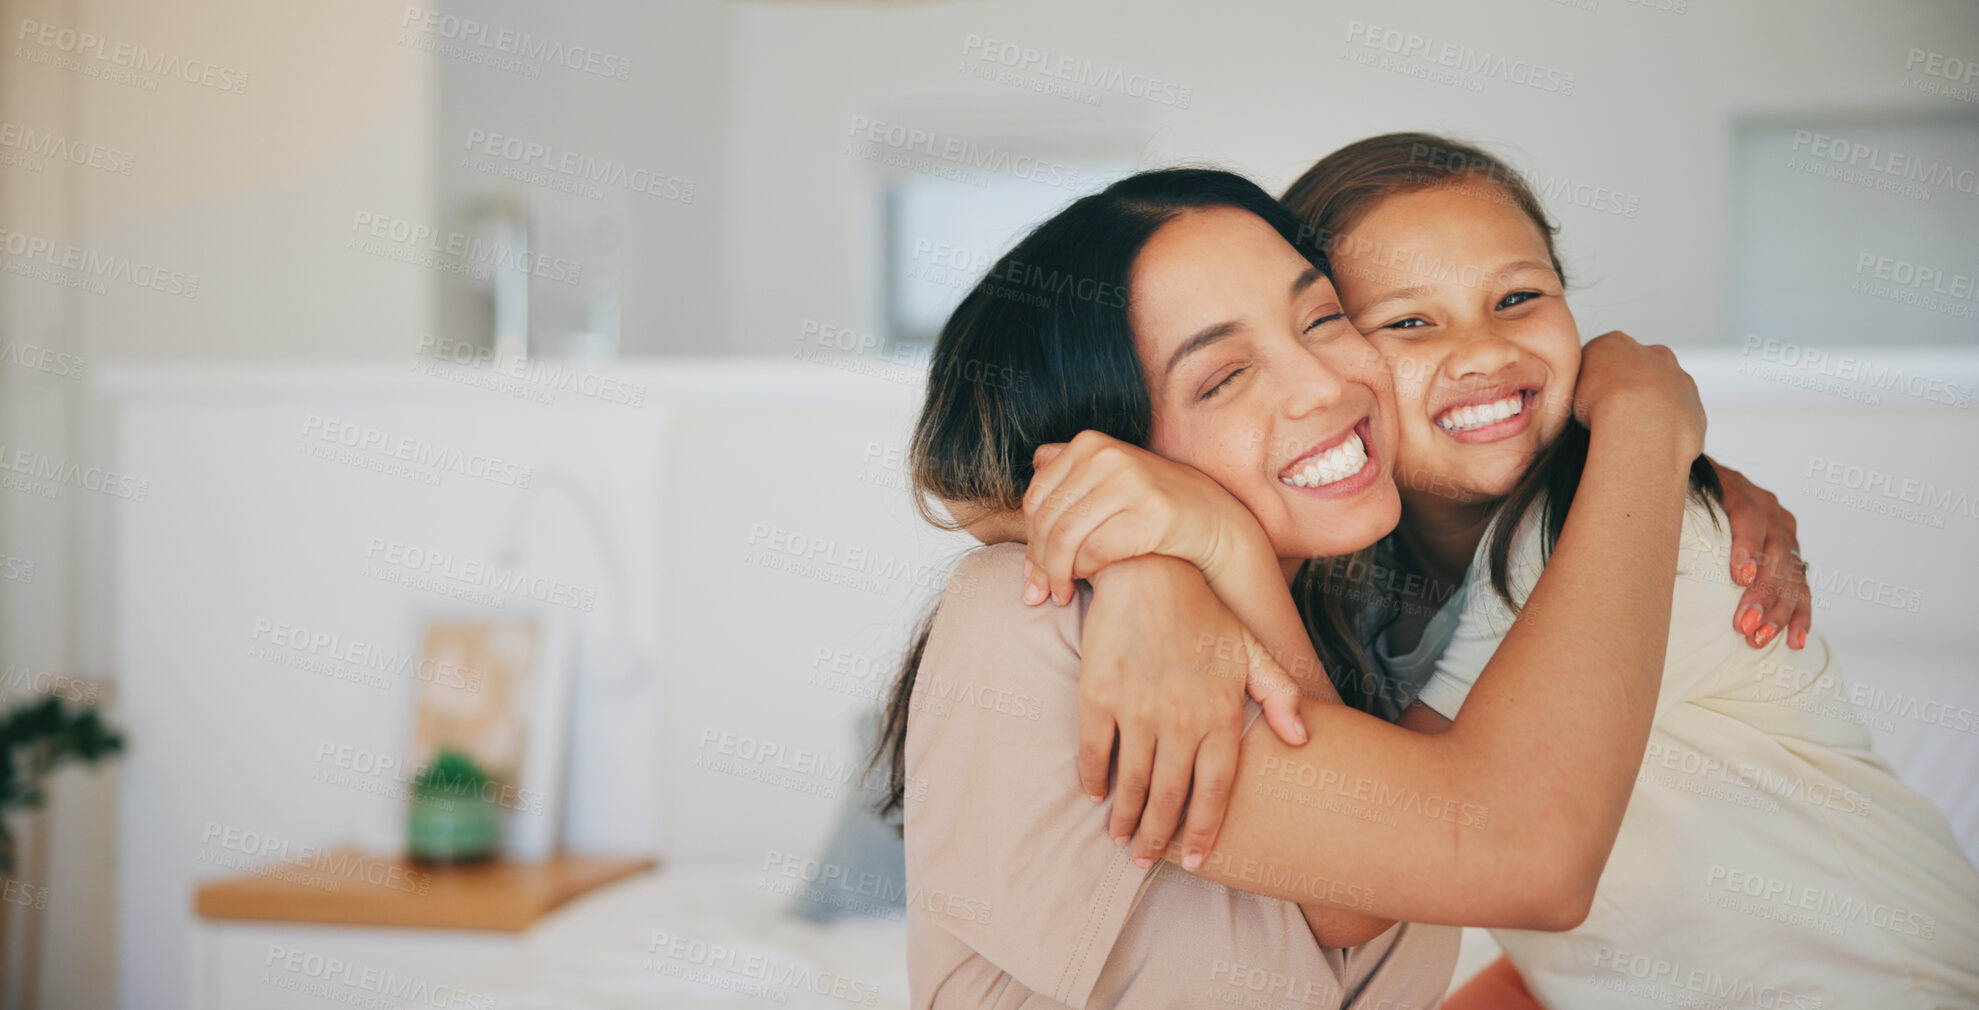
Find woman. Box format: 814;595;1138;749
1022;137;1979;1007
875;167;1710;1009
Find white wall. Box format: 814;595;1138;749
724;0;1979;355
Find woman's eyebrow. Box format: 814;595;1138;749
1164;321;1239;380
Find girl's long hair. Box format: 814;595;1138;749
868;168;1385;826
1280;133;1719;610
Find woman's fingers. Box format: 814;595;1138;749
1715;463;1769;587
1131;735;1199;869
1785;566;1814;650
1738;527;1799;648
1175;732;1239;872
1107;725;1156;849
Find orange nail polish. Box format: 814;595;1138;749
1738;607;1762;636
1790;629;1807;650
1754;624;1776;647
1737;561;1757;586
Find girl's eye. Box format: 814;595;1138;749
1199;367;1246;401
1382;317;1428;331
1498;290;1541;310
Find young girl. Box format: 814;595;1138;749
877;167;1715;1009
1030;135;1979;1007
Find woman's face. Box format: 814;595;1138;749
1129;206;1402;560
1329;184;1581;508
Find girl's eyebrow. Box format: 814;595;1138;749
1355;258;1558;316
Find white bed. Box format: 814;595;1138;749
416;866;909;1010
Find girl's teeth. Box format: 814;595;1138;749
1437;394;1524;432
1281;432;1369;488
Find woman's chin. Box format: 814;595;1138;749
1280;487;1401;558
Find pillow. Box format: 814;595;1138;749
785;716;907;924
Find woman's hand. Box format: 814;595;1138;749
1710;460;1814;650
1572;330;1706;460
1080;556;1307;870
1021;430;1257;607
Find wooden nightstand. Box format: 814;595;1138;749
190;851;654;1010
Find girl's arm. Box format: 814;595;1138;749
1168;333;1701;930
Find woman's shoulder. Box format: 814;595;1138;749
926;543;1089;680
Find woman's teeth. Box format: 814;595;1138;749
1281;432;1368;488
1436;394;1524;432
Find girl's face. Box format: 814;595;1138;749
1329;184;1580;507
1129;206;1402;560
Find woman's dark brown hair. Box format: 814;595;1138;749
867;167;1388;826
1280;132;1718;610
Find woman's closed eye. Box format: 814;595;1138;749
1303;311;1346;335
1198;366;1247;401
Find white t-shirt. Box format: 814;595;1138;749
1411;499;1979;1008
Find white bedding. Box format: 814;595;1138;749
425;866;909;1010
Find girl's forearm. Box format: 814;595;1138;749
1187;415;1694;927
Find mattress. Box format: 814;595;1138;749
423;866;910;1010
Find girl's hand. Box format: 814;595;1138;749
1021;430;1255;607
1079;557;1307;870
1711;460;1815;650
1572;330;1706;460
